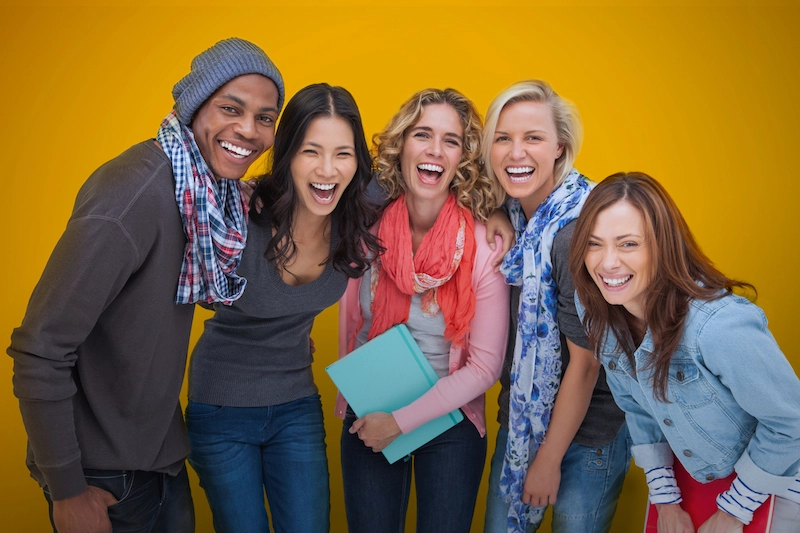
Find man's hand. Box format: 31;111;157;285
53;486;118;533
349;412;402;452
655;503;696;533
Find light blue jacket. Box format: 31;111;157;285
578;293;800;498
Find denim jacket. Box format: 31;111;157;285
578;293;800;498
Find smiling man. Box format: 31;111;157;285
7;38;284;533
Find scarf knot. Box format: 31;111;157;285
157;110;249;305
498;170;594;530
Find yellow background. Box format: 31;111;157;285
1;1;798;531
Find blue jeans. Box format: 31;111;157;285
484;424;631;533
43;464;194;533
186;395;329;533
340;409;486;533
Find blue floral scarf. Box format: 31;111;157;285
498;170;594;530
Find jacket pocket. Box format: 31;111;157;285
668;360;716;408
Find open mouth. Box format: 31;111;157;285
417;163;444;185
220;140;254;160
602;275;632;288
309;182;338;204
505;166;534;183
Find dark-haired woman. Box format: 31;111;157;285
185;83;383;533
569;172;800;532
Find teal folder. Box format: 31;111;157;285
326;324;464;464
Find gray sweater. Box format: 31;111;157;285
497;220;625;445
188;209;348;407
8;141;194;500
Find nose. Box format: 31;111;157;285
601;247;621;271
233;114;257;139
318;155;336;178
426;137;444;157
510;139;526;160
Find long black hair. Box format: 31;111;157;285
251;83;383;278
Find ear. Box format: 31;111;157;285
556;144;564;159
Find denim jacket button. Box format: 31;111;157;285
595;448;603;456
706;474;715;481
677;370;685;381
683;450;693;457
608;361;617;371
664;419;672;426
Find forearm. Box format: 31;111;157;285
392;355;499;433
536;351;599;463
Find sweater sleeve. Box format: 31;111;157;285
8;215;140;500
392;223;510;433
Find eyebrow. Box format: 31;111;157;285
589;233;642;240
305;141;355;150
411;125;463;142
495;129;547;135
219;93;278;114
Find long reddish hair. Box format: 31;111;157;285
568;172;754;401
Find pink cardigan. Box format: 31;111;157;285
335;221;510;437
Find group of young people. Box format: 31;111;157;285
8;37;800;533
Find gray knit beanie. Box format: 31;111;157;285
172;37;285;125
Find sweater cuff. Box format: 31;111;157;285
40;456;88;501
645;465;683;505
391;405;416;435
715;475;768;525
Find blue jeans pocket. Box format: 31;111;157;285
45;470;164;533
82;469;134;504
185;400;224;419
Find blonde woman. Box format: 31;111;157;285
482;80;630;533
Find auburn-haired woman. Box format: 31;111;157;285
569;172;800;532
335;88;510;533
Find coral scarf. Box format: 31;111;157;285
368;194;476;346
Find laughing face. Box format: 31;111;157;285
191;73;280;180
490;100;563;219
400;103;464;208
584;200;652;321
290;115;357;220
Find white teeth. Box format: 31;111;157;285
418;163;444;173
220;141;253;158
603;275;632;287
311;183;335;190
506;166;534;182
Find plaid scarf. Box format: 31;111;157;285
157;111;249;305
498;170;594;530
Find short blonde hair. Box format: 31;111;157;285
374;88;503;222
482;80;583;201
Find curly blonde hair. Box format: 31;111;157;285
374;88;503;222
